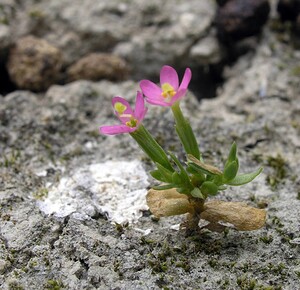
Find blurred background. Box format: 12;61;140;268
1;0;297;99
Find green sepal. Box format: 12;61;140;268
226;167;263;186
200;181;219;196
223;160;239;181
153;184;176;190
190;187;205;199
188;154;222;176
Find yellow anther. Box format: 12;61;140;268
161;83;176;99
114;102;127;114
126;117;138;128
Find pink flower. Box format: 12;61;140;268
139;65;192;107
100;91;147;135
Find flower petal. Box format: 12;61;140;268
134;91;147;121
178;68;192;91
160;65;179;89
140;80;162;99
112;96;134;123
171;89;187;104
99;124;135;135
145;96;172;107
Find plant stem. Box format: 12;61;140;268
130;125;174;172
171;102;201;159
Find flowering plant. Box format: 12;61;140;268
100;65;266;233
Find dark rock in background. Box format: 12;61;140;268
216;0;270;42
277;0;300;22
7;36;62;91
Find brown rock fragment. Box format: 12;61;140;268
67;53;129;82
7;36;62;91
200;200;266;231
146;188;193;218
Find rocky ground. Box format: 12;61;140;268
1;0;300;289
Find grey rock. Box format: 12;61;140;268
1;20;300;290
1;0;219;80
0;24;11;54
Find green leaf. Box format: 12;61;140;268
150;170;166;182
171;102;201;159
226;167;263;186
223;160;239;181
130;125;174;172
172;172;182;184
200;181;219;196
226;142;237;164
176;187;190;195
188;154;222;176
153;184;176;190
156;163;173;183
190;187;205;199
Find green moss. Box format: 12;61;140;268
32;188;49;200
266;154;287;189
208;259;218;268
28;9;45;19
8;281;24;290
0;150;21;168
236;275;257;290
290;66;300;76
45;280;64;290
259;235;274;244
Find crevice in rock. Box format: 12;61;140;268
189;63;225;100
0;60;16;96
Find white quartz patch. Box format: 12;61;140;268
37;160;150;224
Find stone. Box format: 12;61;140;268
0;24;11;55
216;0;270;42
67;53;129;82
7;36;62;91
277;0;300;22
189;35;221;65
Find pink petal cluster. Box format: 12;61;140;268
140;65;192;107
100;91;147;135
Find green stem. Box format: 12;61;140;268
171;102;201;159
130;125;174;172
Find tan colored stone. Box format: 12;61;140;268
7;36;62;91
201;200;267;231
67;53;129;82
146;188;193;218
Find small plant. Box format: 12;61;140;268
100;65;266;233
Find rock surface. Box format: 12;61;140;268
1;1;300;290
7;36;62;91
0;0;218;80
